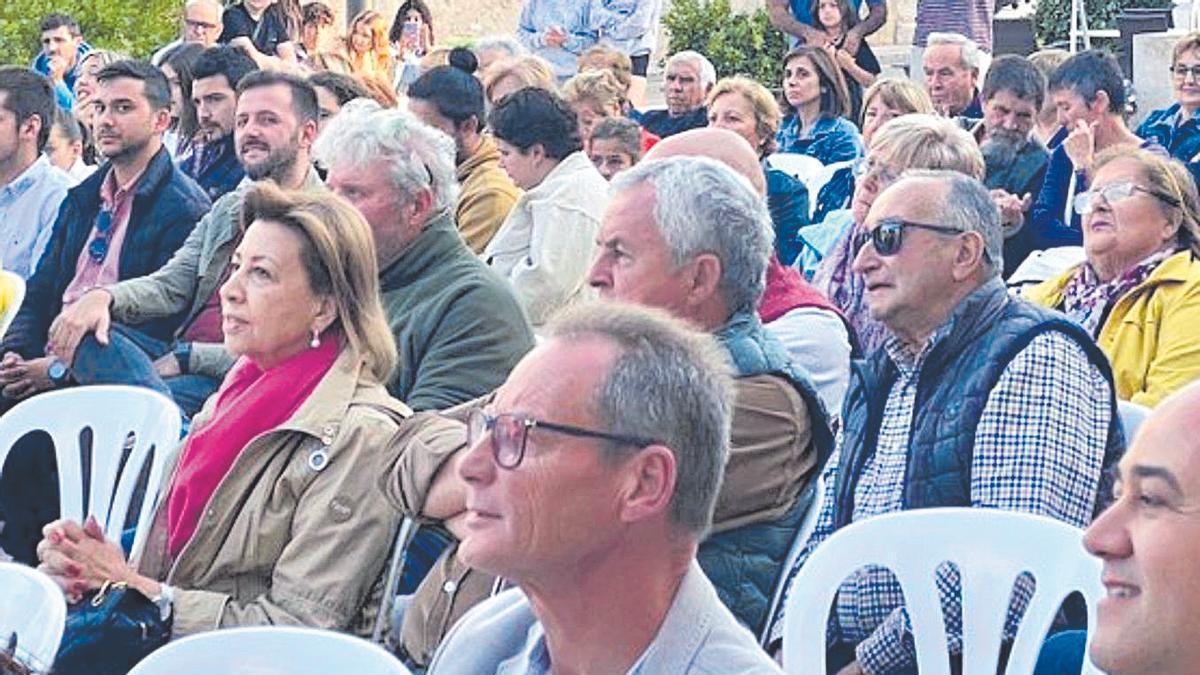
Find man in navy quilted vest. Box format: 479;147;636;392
766;169;1124;674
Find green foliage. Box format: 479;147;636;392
662;0;788;88
0;0;180;66
1034;0;1173;48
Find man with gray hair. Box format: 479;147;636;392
588;155;834;633
472;35;527;75
767;170;1123;674
923;32;985;118
314;100;534;410
151;0;225;65
425;300;780;674
632;50;714;138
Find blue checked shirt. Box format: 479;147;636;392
1136;103;1200;187
0;156;74;279
768;327;1111;674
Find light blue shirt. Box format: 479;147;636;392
0;155;74;279
428;561;781;674
516;0;598;78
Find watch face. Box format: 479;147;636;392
48;361;67;381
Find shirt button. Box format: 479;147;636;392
442;580;458;594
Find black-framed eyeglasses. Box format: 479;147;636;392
87;209;114;263
853;217;966;257
1170;64;1200;81
466;409;657;470
1073;180;1182;215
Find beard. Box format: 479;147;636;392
100;133;151;164
240;130;301;181
981;130;1026;169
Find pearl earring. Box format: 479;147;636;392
310;328;321;349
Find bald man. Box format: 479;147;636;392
646;127;853;412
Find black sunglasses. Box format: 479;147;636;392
467;410;657;470
87;209;114;263
854;217;966;257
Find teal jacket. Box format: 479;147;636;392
381;210;535;410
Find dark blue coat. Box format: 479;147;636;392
3;147;210;359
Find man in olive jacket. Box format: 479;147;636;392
313;101;534;411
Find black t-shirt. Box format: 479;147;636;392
218;4;256;44
217;3;291;57
843;40;882;122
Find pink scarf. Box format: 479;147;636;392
165;331;341;557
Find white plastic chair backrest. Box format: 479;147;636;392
766;153;826;186
760;475;825;646
781;508;1105;675
0;271;26;338
126;626;413;674
805;159;857;220
1117;400;1151;443
0;562;66;673
0;385;181;560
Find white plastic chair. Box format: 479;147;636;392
127;626;413;674
781;508;1105;675
0;386;181;561
760;475;825;646
1117;400;1152;442
0;270;26;338
766;153;826;186
0;562;67;673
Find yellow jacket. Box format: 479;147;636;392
456;136;521;254
1025;250;1200;407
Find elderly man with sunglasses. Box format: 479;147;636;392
423;302;781;674
766;169;1124;675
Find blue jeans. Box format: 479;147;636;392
72;324;219;418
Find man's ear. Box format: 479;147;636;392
950;231;988;282
617;445;677;525
684;253;723;307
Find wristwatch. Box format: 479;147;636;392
47;358;69;387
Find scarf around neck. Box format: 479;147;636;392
1061;248;1174;336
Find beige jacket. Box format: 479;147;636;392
136;347;412;639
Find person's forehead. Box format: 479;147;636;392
494;338;616;418
603;183;662;243
668;60;700;77
42;26;75;40
589;137;628;154
97;77;148;100
987;89;1037;109
868;178;942;224
186;3;220;20
925;44;964;68
1176;47;1200;64
194;74;234;95
1118;421;1200;495
237;84;295;113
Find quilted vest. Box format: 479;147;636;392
697;310;835;633
834;279;1124;531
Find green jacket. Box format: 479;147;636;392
105;170;328;378
381;210;535;410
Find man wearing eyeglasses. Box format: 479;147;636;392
0;59;208;564
150;0;226;66
766;170;1123;674
424;301;781;674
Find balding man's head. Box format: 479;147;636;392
1085;382;1200;675
645;127;766;197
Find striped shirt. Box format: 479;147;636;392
915;0;995;52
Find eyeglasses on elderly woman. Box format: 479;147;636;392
1073;181;1182;216
467;409;658;470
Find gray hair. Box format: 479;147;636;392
473;35;527;60
668;50;717;89
546;301;734;537
312;99;459;213
185;0;223;14
612;156;773;314
901;169;1003;276
927;32;982;72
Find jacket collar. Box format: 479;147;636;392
457;135;501;182
73;145;175;210
258;345;411;443
378;209;462;292
1041;249;1197;304
880;276;1009;372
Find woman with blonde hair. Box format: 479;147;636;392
482;55;557;105
38;183;413;670
346;9;395;85
561;69;657;151
706;76;812;267
1026;148;1200;407
858;77;934;146
577;45;634;108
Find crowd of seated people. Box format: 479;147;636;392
2;4;1200;675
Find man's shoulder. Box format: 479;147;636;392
428;589;538;674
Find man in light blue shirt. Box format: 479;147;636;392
515;0;598;79
0;67;74;280
426;301;780;675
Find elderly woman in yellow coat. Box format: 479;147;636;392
1026;148;1200;407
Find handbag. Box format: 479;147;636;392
53;580;172;675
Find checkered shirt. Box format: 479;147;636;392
768;328;1111;674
